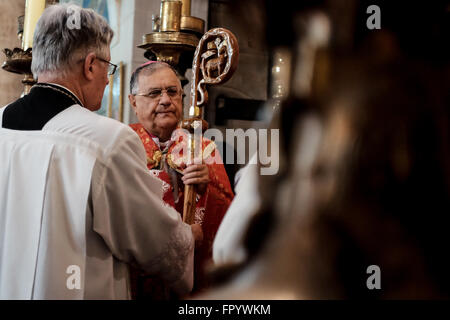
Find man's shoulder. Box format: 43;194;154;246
44;105;140;153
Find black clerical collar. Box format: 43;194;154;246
2;82;83;131
33;83;84;107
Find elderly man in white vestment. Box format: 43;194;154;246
0;4;202;300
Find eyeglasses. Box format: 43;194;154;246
96;57;118;76
135;86;182;100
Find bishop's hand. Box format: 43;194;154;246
182;164;210;195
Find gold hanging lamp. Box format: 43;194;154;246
138;0;205;82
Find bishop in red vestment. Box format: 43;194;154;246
128;61;234;298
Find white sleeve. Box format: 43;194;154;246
213;162;261;266
90;129;194;295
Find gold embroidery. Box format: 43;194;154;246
147;150;163;167
147;138;217;174
167;153;185;174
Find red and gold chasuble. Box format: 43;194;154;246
130;123;234;298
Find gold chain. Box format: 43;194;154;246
33;84;82;106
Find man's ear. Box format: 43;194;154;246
83;52;97;81
128;94;137;113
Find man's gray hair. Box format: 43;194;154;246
130;62;180;95
31;4;114;78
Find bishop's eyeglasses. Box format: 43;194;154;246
135;86;182;101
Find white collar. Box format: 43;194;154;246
152;136;174;151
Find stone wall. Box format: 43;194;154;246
0;0;26;107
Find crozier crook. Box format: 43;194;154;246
182;28;239;224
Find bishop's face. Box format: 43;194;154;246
130;68;183;142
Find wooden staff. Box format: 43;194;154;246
182;28;239;224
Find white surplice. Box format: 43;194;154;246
0;104;194;300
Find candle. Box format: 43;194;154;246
22;0;46;50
